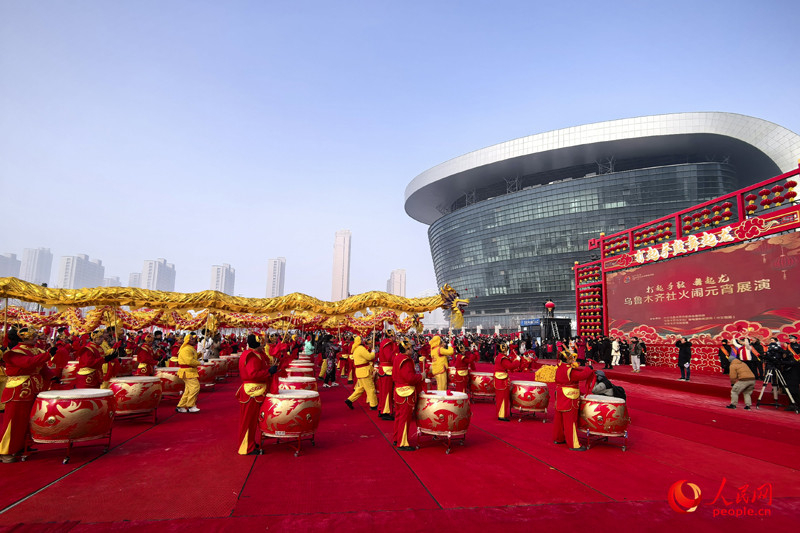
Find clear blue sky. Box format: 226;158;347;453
2;0;799;300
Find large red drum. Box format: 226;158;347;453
288;361;314;369
197;362;216;389
109;376;162;415
578;394;631;436
259;390;321;439
30;389;114;443
155;367;184;396
469;372;495;398
220;355;239;376
62;361;80;381
511;381;550;412
447;366;457;388
278;376;318;392
208;358;227;381
287;367;314;378
118;357;135;377
416;390;471;437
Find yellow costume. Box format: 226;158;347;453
428;336;453;391
176;335;200;411
345;336;377;409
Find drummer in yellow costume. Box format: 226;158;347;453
344;335;378;411
176;333;201;413
426;335;453;391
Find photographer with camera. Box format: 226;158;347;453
755;337;798;410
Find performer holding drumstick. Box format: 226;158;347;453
553;350;595;451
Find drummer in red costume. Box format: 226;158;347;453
494;341;520;421
50;328;73;381
75;330;108;388
135;333;158;376
452;340;479;393
236;334;278;455
267;332;292;394
1;327;56;463
393;338;423;451
553;350;595;451
377;329;398;420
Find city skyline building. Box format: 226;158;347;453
266;257;286;298
103;276;121;287
405;112;800;331
141;258;176;292
20;247;53;286
0;253;21;278
57;254;105;290
128;272;141;288
211;263;236;295
386;269;406;296
331;230;351;301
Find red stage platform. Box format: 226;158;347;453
1;366;798;532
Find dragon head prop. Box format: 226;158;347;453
439;283;469;329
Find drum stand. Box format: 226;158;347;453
26;430;114;464
581;429;628;451
756;366;797;412
469;392;494;403
115;408;158;425
416;430;466;454
513;407;548;423
261;432;316;457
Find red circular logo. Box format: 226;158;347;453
668;480;702;513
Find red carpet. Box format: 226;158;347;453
1;367;798;531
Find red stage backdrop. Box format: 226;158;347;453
606;232;800;371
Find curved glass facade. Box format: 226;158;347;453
429;162;738;331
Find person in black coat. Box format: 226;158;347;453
676;337;692;381
717;339;732;375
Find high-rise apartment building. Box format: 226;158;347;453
58;254;105;289
128;273;141;288
141;258;176;292
211;263;236;295
103;276;121;287
20;247;53;285
331;230;351;301
386;269;406;296
0;253;21;278
266;257;286;298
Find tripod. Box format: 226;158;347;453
756;364;798;412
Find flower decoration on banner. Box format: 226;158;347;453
718;320;771;342
734;217;778;241
778;321;800;343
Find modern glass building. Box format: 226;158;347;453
405;113;800;331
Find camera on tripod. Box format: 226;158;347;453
762;343;787;367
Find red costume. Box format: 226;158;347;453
392;348;422;449
51;340;72;381
236;347;273;455
377;336;398;418
75;342;105;388
553;361;594;450
136;343;158;376
268;339;291;394
494;349;520;420
452;347;479;393
1;342;54;461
